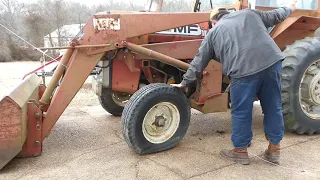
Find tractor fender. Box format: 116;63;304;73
271;16;320;50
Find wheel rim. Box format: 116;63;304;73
299;59;320;120
142;102;180;144
111;92;131;107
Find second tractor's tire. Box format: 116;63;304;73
99;90;131;116
121;83;191;154
282;37;320;134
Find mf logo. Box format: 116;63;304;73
157;24;203;36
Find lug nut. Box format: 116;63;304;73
35;113;40;119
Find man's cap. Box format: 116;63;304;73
210;7;228;20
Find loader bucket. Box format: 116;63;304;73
0;74;42;169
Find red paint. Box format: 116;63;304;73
22;55;62;80
18;102;43;158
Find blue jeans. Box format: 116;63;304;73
230;61;284;148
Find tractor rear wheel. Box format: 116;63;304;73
99;90;131;116
281;37;320;134
121;83;191;154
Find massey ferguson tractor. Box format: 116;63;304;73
0;0;319;169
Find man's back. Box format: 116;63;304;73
211;8;292;78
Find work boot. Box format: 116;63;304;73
220;148;250;165
248;142;252;148
264;143;280;164
264;133;270;141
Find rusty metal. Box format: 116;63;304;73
188;60;226;113
42;50;104;140
39;49;73;106
124;42;190;70
93;12;210;38
149;66;168;83
271;16;320;50
122;53;141;72
148;34;202;43
190;93;228;113
142;66;154;83
141;61;168;84
117;40;202;61
140;40;202;60
0;74;41;169
38;85;49;112
127;35;149;45
112;60;141;94
17;101;43;157
195;61;223;105
72;12;210;56
37;44;111;50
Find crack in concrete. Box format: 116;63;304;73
77;108;98;120
181;146;229;162
281;136;320;150
77;107;124;142
181;147;213;156
147;158;186;179
14;141;123;180
134;157;143;180
113;130;123;141
180;147;236;179
187;163;236;179
65;141;123;162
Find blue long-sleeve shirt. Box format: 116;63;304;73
181;7;293;86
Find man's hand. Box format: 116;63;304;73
289;0;298;11
171;83;185;88
171;83;188;92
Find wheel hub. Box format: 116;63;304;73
309;75;320;105
142;102;180;144
153;116;167;127
111;92;131;107
299;60;320;120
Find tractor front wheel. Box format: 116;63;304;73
99;90;131;116
121;83;191;154
282;37;320;134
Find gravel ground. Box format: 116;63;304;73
1;62;320;180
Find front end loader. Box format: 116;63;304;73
1;0;320;169
0;10;215;169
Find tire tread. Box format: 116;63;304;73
121;83;190;154
282;37;320;134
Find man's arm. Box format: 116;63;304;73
179;34;215;87
252;1;297;28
